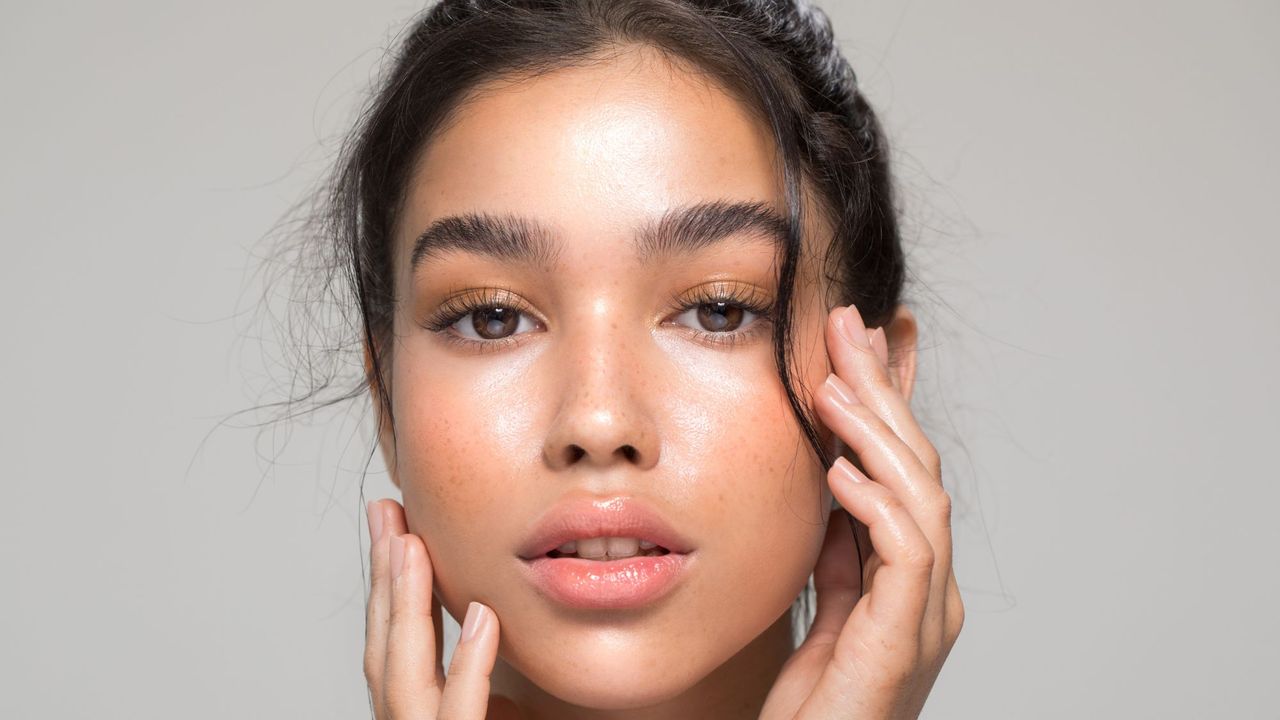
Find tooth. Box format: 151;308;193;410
576;537;607;559
639;540;656;550
606;537;639;558
556;540;577;554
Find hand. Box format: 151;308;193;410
759;304;964;719
364;499;506;719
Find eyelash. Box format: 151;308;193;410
421;284;775;352
666;284;775;349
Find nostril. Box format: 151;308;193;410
621;445;637;462
567;445;586;463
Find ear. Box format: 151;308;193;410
883;304;919;404
365;342;400;490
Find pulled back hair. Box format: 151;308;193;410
279;0;905;638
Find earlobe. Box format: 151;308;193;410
884;304;919;403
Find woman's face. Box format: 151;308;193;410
382;46;837;709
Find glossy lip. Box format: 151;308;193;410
515;495;696;559
516;495;697;610
521;553;694;610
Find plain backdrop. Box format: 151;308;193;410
2;1;1277;717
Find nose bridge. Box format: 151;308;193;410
542;298;660;471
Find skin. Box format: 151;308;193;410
361;45;962;719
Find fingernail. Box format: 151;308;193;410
461;601;488;643
824;373;860;406
835;305;871;349
833;456;867;484
366;500;384;544
389;534;406;579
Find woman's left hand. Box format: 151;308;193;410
759;304;964;720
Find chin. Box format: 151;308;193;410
519;656;702;711
501;622;719;711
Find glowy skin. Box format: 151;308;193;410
361;45;962;720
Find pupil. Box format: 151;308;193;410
697;302;743;332
472;306;519;339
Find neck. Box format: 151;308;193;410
489;609;796;720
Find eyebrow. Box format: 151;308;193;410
409;199;790;273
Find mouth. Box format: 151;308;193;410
516;496;696;610
543;537;672;560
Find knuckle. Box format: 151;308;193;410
903;537;935;570
910;544;935;571
923;446;943;478
932;489;954;526
871;488;904;515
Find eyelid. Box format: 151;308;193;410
421;286;546;341
667;280;774;313
664;280;776;348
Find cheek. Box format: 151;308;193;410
674;318;833;625
666;343;828;608
386;347;541;607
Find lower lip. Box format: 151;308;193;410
520;552;694;610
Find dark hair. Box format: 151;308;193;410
278;0;904;641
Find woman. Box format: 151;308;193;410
316;0;963;717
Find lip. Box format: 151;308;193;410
515;495;696;559
516;495;697;610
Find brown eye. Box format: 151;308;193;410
470;306;519;339
695;301;744;332
449;305;538;341
674;300;761;335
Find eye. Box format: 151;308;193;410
422;287;544;349
451;305;539;341
668;283;775;347
673;301;756;333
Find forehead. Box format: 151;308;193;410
397;46;787;259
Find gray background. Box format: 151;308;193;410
2;1;1276;717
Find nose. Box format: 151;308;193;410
541;315;661;472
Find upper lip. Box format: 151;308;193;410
516;495;696;560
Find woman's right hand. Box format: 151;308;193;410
364;498;503;719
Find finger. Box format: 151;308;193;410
436;601;501;720
805;508;863;644
383;533;443;718
827;305;941;479
822;385;957;686
363;499;408;714
380;501;446;681
378;498;408;549
825;304;957;655
816;373;954;585
824;458;926;632
793;457;935;719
